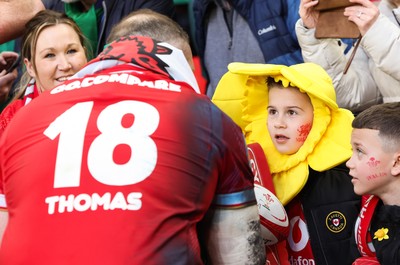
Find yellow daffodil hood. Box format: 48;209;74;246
212;62;354;205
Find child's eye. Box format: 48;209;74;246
356;148;364;157
288;109;297;115
268;109;277;115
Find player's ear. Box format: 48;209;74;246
391;152;400;176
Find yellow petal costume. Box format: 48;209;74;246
212;62;354;206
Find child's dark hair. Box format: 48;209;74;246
266;77;283;89
353;102;400;151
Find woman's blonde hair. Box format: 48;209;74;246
14;10;89;101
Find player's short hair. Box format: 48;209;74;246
107;9;189;49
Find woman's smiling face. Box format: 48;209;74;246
25;23;87;92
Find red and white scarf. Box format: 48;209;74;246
0;79;39;136
355;195;378;257
22;79;40;106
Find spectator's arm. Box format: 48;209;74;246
0;0;45;43
295;19;382;112
362;14;400;81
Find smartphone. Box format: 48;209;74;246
0;55;21;74
6;55;21;74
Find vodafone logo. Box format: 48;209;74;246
288;216;309;252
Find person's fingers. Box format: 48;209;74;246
344;6;378;36
303;0;319;8
300;0;320;28
349;0;376;8
345;0;379;17
344;8;365;20
1;51;19;58
0;52;19;70
354;12;372;22
0;72;17;87
344;2;379;23
345;6;364;15
0;56;6;65
0;52;18;64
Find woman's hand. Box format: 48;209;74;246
0;51;19;72
344;0;380;36
0;70;18;104
0;52;19;104
299;0;320;29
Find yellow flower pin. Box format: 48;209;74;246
374;228;389;241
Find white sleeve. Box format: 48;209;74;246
362;14;400;80
295;19;382;112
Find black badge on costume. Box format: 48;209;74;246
326;211;346;233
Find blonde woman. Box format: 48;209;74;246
0;10;88;137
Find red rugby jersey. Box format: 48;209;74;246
0;64;255;265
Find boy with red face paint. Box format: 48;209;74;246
212;62;362;264
347;102;400;265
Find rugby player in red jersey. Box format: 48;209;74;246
0;9;265;265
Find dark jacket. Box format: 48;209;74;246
42;0;176;56
193;0;303;65
299;163;361;265
370;202;400;265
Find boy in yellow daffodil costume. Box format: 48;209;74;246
212;62;361;265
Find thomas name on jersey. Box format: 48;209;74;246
45;191;143;214
51;73;182;94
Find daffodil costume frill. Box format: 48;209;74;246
212;62;354;206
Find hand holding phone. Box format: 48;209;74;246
0;52;19;94
0;52;20;74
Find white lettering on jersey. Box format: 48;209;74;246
45;192;143;214
51;73;182;94
43;101;157;216
44;101;159;188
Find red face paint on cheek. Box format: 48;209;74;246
367;157;381;167
367;172;387;181
296;123;312;142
